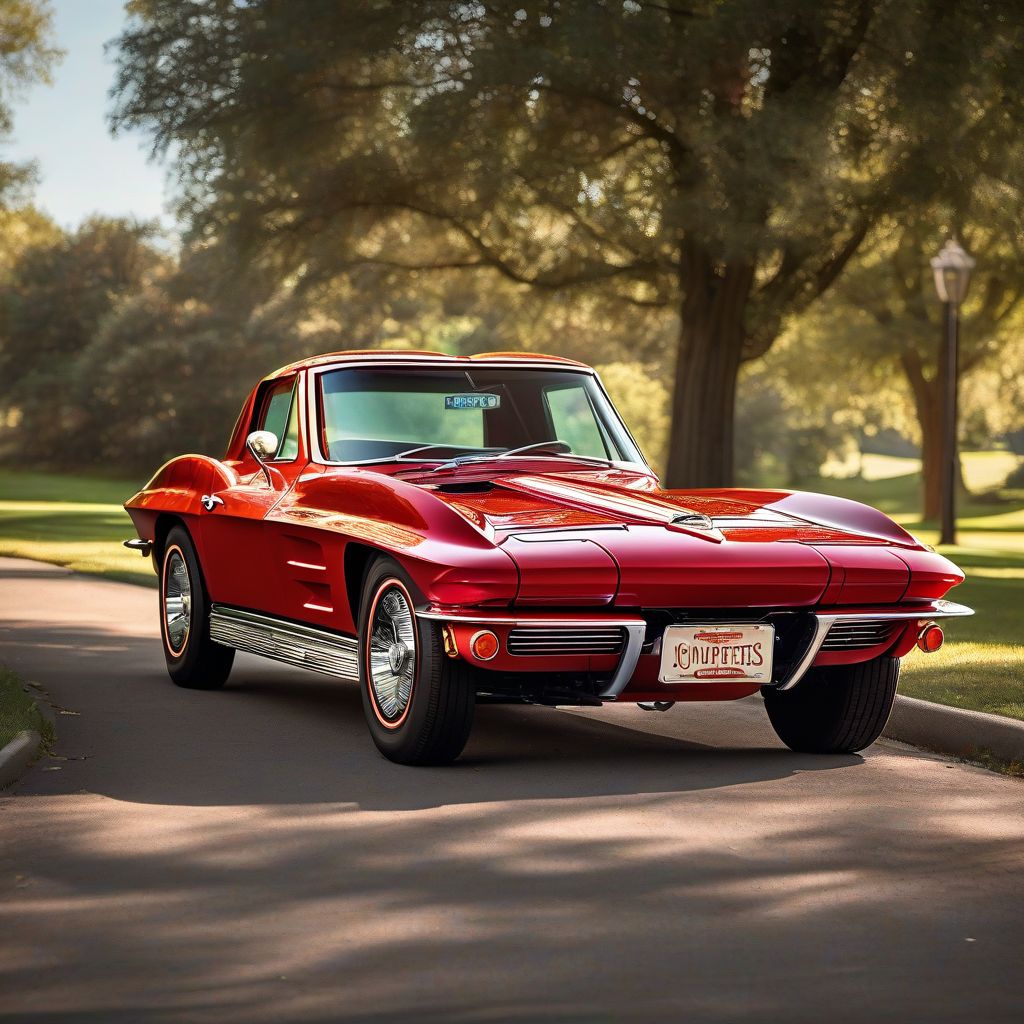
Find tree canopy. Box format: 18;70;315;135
0;0;61;203
112;0;1024;484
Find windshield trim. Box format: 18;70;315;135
306;360;655;474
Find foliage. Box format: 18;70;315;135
790;159;1024;516
0;0;61;203
734;321;910;485
1006;462;1024;490
0;217;168;466
594;361;671;474
110;0;1024;485
0;203;58;278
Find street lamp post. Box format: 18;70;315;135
930;238;975;547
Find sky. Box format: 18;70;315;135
5;0;170;229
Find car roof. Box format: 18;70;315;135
264;349;591;381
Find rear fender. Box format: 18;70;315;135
124;455;239;562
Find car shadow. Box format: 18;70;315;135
3;619;862;811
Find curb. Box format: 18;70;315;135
884;695;1024;764
0;729;42;790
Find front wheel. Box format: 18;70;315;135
160;525;234;689
358;557;475;765
763;656;899;754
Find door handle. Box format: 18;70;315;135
200;495;225;511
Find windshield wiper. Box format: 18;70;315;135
390;445;455;462
432;442;622;472
364;444;494;464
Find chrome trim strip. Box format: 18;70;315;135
209;605;359;682
600;623;647;699
821;601;973;620
416;608;645;628
776;616;837;692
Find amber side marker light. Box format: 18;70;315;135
918;623;944;653
470;629;500;661
441;623;459;658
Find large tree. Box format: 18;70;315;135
113;0;1024;485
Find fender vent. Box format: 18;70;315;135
821;619;900;651
507;626;626;657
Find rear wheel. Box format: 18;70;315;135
763;656;899;754
358;556;475;765
160;525;234;689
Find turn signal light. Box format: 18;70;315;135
441;623;459;658
917;623;944;653
470;629;500;661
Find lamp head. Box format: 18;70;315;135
930;238;976;305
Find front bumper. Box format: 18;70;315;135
417;599;973;700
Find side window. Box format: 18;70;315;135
257;378;300;461
544;384;611;460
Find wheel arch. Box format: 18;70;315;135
153;513;187;564
343;541;383;626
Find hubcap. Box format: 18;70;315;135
164;550;192;653
368;584;416;723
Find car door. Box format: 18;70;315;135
197;373;307;612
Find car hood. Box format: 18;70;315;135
432;471;916;546
429;472;958;608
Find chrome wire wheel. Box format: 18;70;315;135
163;547;192;655
367;582;417;727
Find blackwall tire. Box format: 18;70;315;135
763;656;900;754
358;556;475;766
160;525;234;690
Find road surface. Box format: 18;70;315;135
1;556;1022;1023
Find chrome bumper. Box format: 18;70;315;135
416;608;646;699
776;600;974;691
417;600;973;699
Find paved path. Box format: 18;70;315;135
1;556;1022;1023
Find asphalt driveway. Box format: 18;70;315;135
1;556;1022;1023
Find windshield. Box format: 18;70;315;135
316;366;647;467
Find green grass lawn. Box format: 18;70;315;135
0;458;1021;719
0;468;156;587
0;666;55;752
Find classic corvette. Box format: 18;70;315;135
124;350;971;765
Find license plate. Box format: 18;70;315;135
658;624;774;684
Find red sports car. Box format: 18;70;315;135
124;351;970;765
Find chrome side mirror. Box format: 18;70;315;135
246;430;278;486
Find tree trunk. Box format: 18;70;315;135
664;258;754;489
920;383;944;522
899;350;964;522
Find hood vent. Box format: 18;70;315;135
434;480;496;494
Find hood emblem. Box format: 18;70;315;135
671;512;715;530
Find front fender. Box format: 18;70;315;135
763;490;919;547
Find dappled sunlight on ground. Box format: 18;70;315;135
3;762;1023;1023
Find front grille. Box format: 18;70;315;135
821;619;899;651
507;626;626;657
